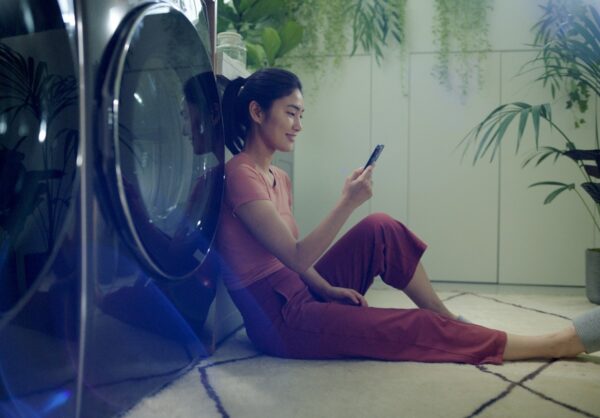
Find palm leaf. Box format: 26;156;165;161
528;181;575;205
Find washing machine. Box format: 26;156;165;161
0;0;224;417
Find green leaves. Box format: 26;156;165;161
244;23;303;68
529;181;575;205
243;0;285;23
245;42;267;68
278;21;303;57
217;0;303;69
462;102;556;164
529;2;600;128
432;0;493;95
261;27;281;64
349;0;406;64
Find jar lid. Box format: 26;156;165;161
217;31;243;45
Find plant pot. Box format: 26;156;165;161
586;249;600;304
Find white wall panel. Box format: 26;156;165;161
370;56;410;220
487;1;542;51
408;53;501;283
498;52;595;285
293;55;372;239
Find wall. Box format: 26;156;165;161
291;0;597;286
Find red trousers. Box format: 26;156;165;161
229;213;507;365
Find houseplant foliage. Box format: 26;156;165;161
217;0;304;68
432;0;493;97
461;0;600;299
217;0;407;70
0;43;78;305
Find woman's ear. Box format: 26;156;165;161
248;100;263;124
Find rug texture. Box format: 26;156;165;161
124;286;600;418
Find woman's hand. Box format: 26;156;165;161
324;286;369;307
340;166;373;210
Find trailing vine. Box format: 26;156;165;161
432;0;493;98
218;0;407;79
285;0;407;86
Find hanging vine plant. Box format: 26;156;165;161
217;0;407;75
348;0;407;64
432;0;493;97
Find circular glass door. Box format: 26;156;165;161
0;0;79;314
101;3;224;279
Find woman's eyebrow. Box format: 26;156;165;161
287;104;304;111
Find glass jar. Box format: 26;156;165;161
216;31;246;69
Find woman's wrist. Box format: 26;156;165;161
333;197;356;218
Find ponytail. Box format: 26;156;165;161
221;77;247;155
220;68;303;155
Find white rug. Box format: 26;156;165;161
124;286;600;418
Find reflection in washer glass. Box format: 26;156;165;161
0;1;78;312
116;8;222;277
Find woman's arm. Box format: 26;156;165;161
234;166;374;274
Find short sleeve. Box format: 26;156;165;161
226;163;270;211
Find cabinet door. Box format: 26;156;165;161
370;55;410;220
293;55;372;238
408;53;501;283
498;51;595;286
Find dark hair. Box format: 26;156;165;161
221;67;302;155
183;72;220;109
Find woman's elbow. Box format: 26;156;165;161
283;244;311;274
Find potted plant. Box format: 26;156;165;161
461;0;600;303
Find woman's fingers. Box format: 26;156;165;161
336;288;368;307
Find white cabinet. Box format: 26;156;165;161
370;55;410;220
497;51;595;286
407;53;501;283
293;55;372;238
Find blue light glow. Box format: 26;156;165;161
41;390;71;414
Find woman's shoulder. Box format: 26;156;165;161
226;152;255;173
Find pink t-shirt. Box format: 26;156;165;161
217;152;298;290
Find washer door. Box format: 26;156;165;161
100;3;224;279
0;0;79;315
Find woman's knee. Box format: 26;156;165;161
359;212;403;232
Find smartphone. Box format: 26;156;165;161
364;144;384;169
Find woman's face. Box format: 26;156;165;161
255;88;304;153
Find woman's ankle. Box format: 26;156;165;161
553;326;585;358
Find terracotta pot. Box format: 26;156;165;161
586;249;600;304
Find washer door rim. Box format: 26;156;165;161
98;2;223;281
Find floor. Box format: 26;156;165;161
124;282;600;418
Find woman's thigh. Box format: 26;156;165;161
314;213;427;293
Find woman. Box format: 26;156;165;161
216;67;599;364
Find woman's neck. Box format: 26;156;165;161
242;137;274;171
